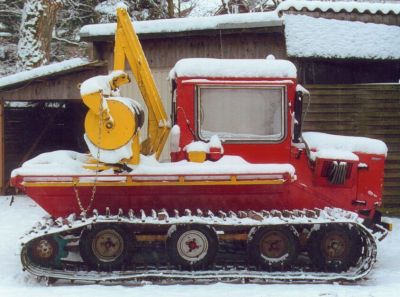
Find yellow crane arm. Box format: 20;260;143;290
114;7;170;159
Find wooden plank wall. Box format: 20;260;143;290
0;68;107;101
103;32;286;70
303;84;400;208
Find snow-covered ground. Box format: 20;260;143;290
0;195;399;297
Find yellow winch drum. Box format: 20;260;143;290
85;98;144;150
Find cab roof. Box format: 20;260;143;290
169;57;297;80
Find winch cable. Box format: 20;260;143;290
73;97;105;215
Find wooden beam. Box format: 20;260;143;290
0;100;4;194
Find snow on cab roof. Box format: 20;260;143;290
169;57;297;79
278;0;400;15
79;10;282;39
0;58;90;89
285;14;400;60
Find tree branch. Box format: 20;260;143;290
52;35;79;46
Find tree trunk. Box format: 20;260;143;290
17;0;62;71
167;0;174;18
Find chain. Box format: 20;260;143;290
73;99;104;215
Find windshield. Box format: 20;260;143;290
197;85;285;142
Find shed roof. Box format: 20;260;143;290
79;10;283;41
285;14;400;60
0;58;104;91
277;0;400;15
79;0;400;42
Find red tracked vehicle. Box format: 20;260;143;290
11;7;390;284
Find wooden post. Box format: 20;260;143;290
0;100;4;194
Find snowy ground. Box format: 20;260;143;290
0;195;399;297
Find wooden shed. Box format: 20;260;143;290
0;59;107;194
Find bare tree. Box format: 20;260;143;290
0;0;24;38
217;0;279;14
17;0;63;70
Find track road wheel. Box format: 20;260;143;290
28;236;59;266
79;224;133;270
248;226;299;269
308;224;362;272
166;225;218;270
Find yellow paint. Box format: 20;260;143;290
109;72;130;89
82;92;103;116
218;233;248;241
82;163;117;171
114;7;170;159
81;71;130;117
23;177;286;188
128;132;141;165
136;234;167;242
80;7;170;167
84;157;99;164
188;151;206;163
135;233;249;242
85;99;136;150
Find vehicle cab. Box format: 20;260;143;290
168;56;298;164
168;57;388;223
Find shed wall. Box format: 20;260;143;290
103;32;287;70
296;59;400;84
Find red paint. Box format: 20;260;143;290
208;147;222;161
13;179;289;218
175;77;295;164
11;75;386;220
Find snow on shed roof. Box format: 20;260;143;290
168;57;297;79
278;0;400;15
284;14;400;60
0;58;92;89
79;11;282;40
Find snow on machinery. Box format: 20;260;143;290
11;7;391;283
